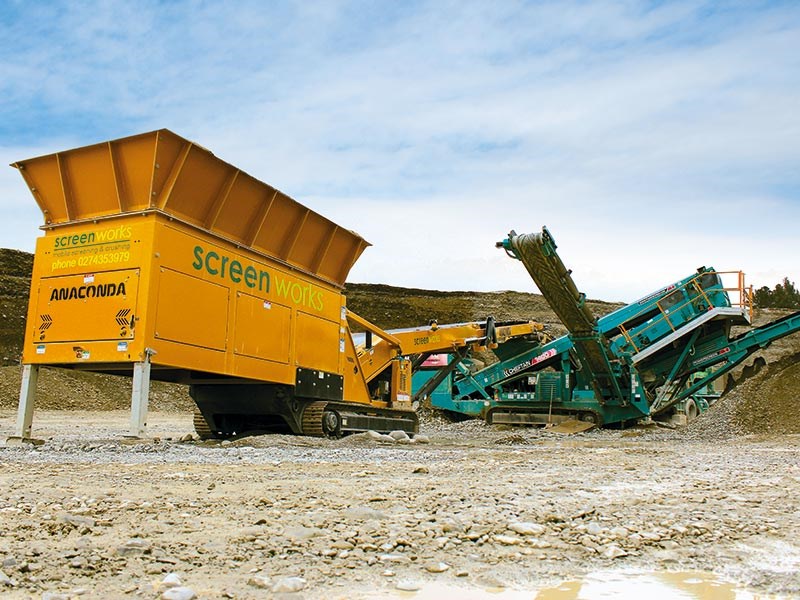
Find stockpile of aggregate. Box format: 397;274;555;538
684;351;800;439
731;352;800;435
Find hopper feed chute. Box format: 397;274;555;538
12;129;369;287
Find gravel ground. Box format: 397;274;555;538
1;411;799;599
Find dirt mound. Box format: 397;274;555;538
732;352;800;434
0;248;33;278
344;282;621;334
686;349;800;439
0;249;31;367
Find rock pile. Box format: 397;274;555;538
685;350;800;439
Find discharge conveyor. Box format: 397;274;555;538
498;227;627;403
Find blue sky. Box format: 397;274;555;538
1;1;798;301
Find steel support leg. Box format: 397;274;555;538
12;364;39;440
128;359;151;438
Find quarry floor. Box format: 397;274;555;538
0;411;799;599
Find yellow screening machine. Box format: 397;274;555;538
11;130;540;440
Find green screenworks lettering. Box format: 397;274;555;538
53;225;133;249
50;282;127;301
191;245;324;311
274;277;324;311
193;246;270;292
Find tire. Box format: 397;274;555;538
685;399;699;422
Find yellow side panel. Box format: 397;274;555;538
159;145;228;228
295;312;340;373
232;354;294;386
152;131;185;203
290;211;328;267
233;292;291;364
17;154;67;223
59;144;121;219
213;173;267;243
111;136;157;212
155;268;229;351
34;269;139;344
146;338;227;375
155;223;343;323
253;194;304;258
319;228;367;286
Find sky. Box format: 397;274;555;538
1;0;798;303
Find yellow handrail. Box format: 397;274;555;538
617;323;639;353
617;270;751;352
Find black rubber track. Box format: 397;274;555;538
301;401;326;437
193;408;214;440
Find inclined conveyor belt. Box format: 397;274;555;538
504;228;620;395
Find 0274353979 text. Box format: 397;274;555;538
51;251;131;271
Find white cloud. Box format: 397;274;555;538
0;0;798;302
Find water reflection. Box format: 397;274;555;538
535;571;753;599
367;571;774;599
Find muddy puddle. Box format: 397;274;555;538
365;571;776;599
